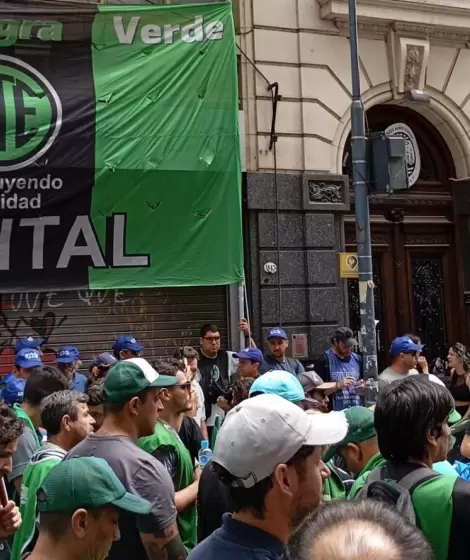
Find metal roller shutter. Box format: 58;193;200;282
0;286;228;374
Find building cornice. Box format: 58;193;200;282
319;0;470;42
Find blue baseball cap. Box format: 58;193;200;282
15;348;43;369
89;352;118;372
234;348;263;364
390;336;423;358
15;337;44;355
249;370;304;403
112;335;144;353
266;328;288;340
56;346;80;364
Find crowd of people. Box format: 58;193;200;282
0;324;469;560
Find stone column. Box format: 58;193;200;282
246;172;349;358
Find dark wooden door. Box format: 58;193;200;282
346;222;458;368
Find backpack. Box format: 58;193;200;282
356;466;439;525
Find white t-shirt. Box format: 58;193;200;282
409;369;445;387
192;380;206;427
379;367;417;390
379;367;445;390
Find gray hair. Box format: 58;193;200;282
40;391;89;436
283;500;433;560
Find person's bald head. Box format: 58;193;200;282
283;500;433;560
312;520;405;560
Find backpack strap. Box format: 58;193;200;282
398;467;439;493
366;467;385;483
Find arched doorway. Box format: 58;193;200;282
343;105;462;370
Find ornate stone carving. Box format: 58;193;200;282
390;35;429;93
404;45;424;91
302;174;349;211
308;181;342;204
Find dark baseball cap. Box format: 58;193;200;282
15;348;43;369
112;335;144;353
89;352;118;372
333;327;357;347
234;348;263;363
56;346;80;364
297;370;336;393
15;337;44;355
390;336;423;358
267;327;288;340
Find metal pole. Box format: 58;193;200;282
238;281;245;350
348;0;378;382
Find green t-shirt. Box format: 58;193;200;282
138;422;197;552
348;452;387;500
11;443;66;560
322;460;347;501
12;405;41;448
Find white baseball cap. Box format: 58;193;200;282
213;393;348;488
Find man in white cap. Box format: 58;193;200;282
188;394;348;560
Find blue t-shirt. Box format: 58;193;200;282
188;514;284;560
70;372;87;393
325;348;362;411
260;355;304;376
2;373;26;405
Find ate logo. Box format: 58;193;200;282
0;55;62;171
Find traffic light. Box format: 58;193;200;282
368;132;409;192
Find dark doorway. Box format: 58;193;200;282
343;105;462;370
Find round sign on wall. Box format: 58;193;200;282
385;123;421;186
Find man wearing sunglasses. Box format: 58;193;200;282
138;360;200;554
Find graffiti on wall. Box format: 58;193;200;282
0;290;133;375
0;288;224;376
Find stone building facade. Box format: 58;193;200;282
237;0;470;363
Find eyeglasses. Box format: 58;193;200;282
175;382;192;392
203;337;220;342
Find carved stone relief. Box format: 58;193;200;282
302;174;350;212
389;34;429;93
404;45;425;91
308;181;342;204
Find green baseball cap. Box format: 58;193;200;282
37;457;151;514
104;358;177;403
323;406;376;462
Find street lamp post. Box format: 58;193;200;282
347;0;378;387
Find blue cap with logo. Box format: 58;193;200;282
234;348;263;364
249;369;304;403
15;348;43;369
89;352;118;372
15;337;44;355
112;335;144;353
266;327;288;341
390;336;423;358
56;346;80;364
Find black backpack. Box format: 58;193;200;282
356;466;439;525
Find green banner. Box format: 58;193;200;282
0;2;242;292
